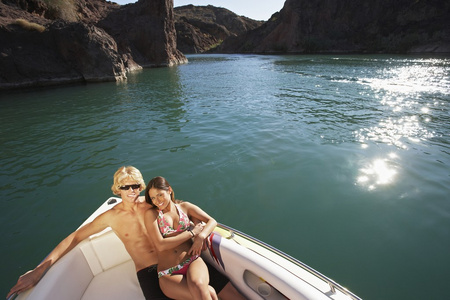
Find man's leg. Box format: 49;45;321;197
138;263;246;300
206;261;246;300
218;282;246;300
137;265;170;300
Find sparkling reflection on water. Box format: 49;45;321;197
351;57;449;191
1;54;449;300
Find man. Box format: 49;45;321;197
7;166;243;300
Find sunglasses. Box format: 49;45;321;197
119;184;141;190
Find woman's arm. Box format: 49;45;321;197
144;209;203;252
181;202;217;256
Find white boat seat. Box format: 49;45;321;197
21;228;145;300
80;228;132;276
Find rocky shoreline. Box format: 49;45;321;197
0;0;186;90
174;5;263;54
216;0;450;54
1;0;449;90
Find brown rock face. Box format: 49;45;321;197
99;0;187;68
52;21;126;82
0;0;186;89
0;19;125;88
217;0;450;54
174;5;263;54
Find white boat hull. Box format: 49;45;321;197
14;197;360;300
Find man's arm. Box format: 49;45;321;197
7;212;111;298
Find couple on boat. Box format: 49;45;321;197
8;166;245;300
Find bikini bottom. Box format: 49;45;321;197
157;254;200;278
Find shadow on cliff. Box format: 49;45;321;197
2;0;449;90
215;0;450;54
0;0;186;90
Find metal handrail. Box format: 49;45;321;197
217;223;362;300
7;293;17;300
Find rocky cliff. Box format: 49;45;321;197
2;0;449;90
174;5;263;54
0;0;186;89
217;0;450;54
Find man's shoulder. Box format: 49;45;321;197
100;202;130;219
96;206;120;221
96;204;129;228
137;198;153;210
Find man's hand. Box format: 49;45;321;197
7;262;50;299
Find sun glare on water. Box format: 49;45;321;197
357;154;398;191
353;58;447;191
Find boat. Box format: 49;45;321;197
11;197;361;300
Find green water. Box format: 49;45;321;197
1;54;449;299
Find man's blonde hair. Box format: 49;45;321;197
111;166;146;195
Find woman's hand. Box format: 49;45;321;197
188;234;205;256
191;222;204;236
187;222;205;255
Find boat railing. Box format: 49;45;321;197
217;223;362;300
7;293;17;300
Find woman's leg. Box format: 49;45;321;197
158;257;218;300
159;274;193;300
186;258;218;300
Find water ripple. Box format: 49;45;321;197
1;54;449;300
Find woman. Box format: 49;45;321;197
144;176;218;300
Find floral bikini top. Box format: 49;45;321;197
157;204;190;237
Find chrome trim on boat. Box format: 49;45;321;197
217;223;362;300
224;231;235;239
7;293;17;300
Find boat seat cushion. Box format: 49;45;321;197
23;246;94;300
81;260;145;300
80;229;132;276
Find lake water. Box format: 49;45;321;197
1;54;449;299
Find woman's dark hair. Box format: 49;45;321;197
145;176;175;207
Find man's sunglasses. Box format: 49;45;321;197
119;184;141;190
